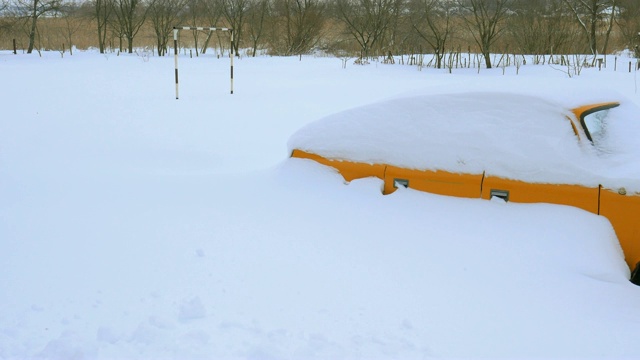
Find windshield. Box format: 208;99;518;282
580;104;620;144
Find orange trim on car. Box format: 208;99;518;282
383;166;483;198
571;102;620;122
291;149;386;181
599;187;640;271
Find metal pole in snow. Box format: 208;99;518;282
174;28;179;99
173;26;233;97
230;30;234;95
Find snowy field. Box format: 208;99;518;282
1;50;640;359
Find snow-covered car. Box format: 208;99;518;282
289;91;640;284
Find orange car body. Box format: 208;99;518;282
291;101;640;275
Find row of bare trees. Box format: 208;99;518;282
1;0;639;66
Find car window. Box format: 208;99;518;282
583;110;607;141
580;104;619;144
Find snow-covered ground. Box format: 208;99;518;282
1;51;640;359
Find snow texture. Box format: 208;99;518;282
1;51;640;360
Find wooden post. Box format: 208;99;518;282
13;39;17;54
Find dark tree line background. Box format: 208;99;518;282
1;0;639;67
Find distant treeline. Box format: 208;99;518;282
1;0;639;67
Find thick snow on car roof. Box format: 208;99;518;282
289;91;640;190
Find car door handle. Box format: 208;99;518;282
490;189;509;202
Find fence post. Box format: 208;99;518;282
13;39;16;54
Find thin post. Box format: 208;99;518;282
13;39;17;54
174;28;179;99
230;30;234;95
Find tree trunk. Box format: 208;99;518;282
601;3;616;56
483;51;492;69
27;3;39;54
589;16;597;54
98;25;105;53
201;32;214;55
156;33;165;56
128;35;134;53
482;40;492;68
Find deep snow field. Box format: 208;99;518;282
2;50;640;359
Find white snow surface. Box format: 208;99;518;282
1;51;640;359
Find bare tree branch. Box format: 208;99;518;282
457;0;512;69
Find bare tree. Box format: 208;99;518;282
0;0;11;37
112;0;152;53
182;0;205;54
0;0;18;50
334;0;401;59
200;0;223;54
379;0;402;54
55;1;88;55
149;0;186;55
13;0;61;53
409;0;454;68
272;0;325;55
508;0;580;55
181;0;223;55
109;7;126;51
562;0;617;55
600;0;617;56
93;0;113;53
615;0;640;56
246;0;269;56
507;0;546;54
457;0;512;69
0;0;8;18
221;0;249;55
